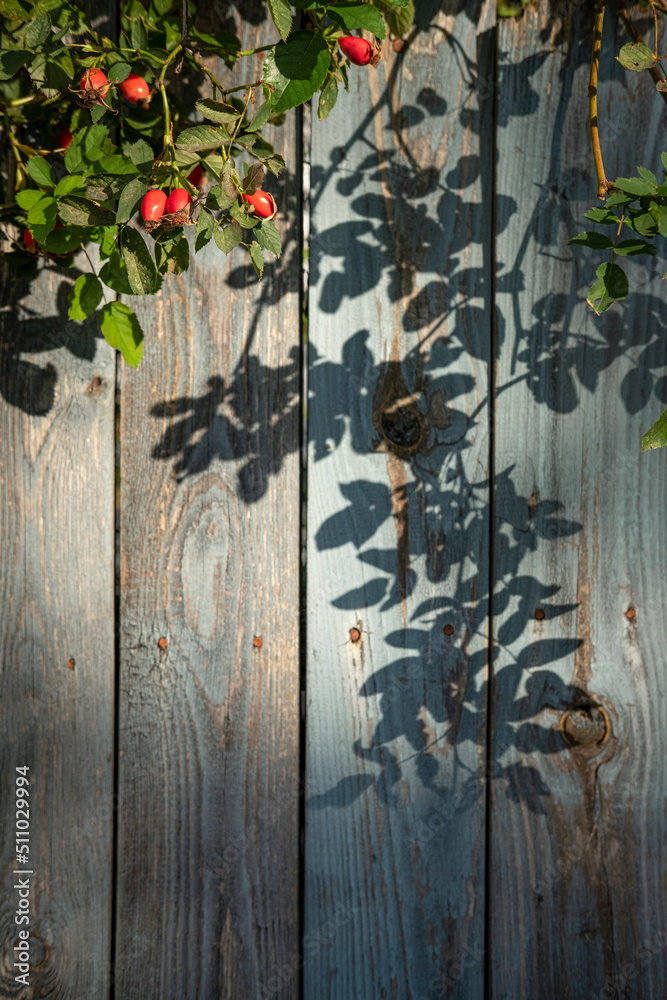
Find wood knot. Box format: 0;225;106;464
560;705;610;752
377;397;427;458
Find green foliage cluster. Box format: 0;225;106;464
0;0;410;366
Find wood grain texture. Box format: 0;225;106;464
0;261;115;994
114;5;301;998
492;7;667;997
305;3;494;997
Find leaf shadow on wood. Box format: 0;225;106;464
0;268;101;415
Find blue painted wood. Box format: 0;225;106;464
114;6;301;997
0;265;115;996
305;4;494;997
492;7;667;997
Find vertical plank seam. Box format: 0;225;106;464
484;13;499;1000
110;332;121;1000
298;95;308;1000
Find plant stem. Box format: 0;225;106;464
237;44;273;57
589;2;608;200
618;5;667;107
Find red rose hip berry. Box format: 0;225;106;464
338;36;373;66
242;190;277;220
119;72;150;104
80;67;108;90
187;164;205;189
141;189;168;222
23;227;37;251
59;126;73;150
165;188;192;214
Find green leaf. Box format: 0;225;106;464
43;224;84;255
264;153;286;177
246;101;273;133
255;219;282;258
248;240;264;278
176;124;227;151
327;2;386;38
27;193;57;241
100;301;144;366
615;175;657;196
0;0;33;17
25;156;55;189
58;196;115;227
95;153;139;175
108;62;131;83
195;206;216;251
661;152;667;175
627;209;657;236
68;273;103;321
82;125;110;164
372;0;413;33
100;249;133;294
582;206;619;225
242;162;265;194
567;231;613;250
318;75;338;120
213;221;242;254
658;210;667;239
195;99;240;125
122;226;157;294
263;30;331;113
637;166;658;188
29;47;73;97
25;11;50;47
54;175;86;198
613;238;657;257
189;28;240;67
642;407;667;451
116;178;148;223
155;233;189;275
128;138;154;175
586;261;628;314
267;0;292;41
617;41;655;72
0;49;30;81
15;189;43;211
605;191;634;208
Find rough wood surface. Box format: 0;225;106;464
492;7;667;997
0;249;116;995
114;5;301;998
305;3;494;997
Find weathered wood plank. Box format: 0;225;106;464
0;217;115;994
305;4;494;996
114;5;301;998
492;7;667;997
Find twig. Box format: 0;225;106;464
589;2;609;200
175;1;188;74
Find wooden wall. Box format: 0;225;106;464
1;2;667;999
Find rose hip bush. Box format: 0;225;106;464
0;0;411;367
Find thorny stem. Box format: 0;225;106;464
175;0;188;74
618;5;667;106
589;2;608;200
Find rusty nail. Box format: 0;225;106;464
67;657;76;670
253;636;263;649
443;624;454;636
157;637;168;649
392;38;405;52
535;608;545;621
349;627;361;644
86;376;102;393
626;607;636;620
